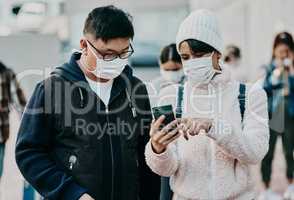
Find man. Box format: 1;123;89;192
15;5;160;200
0;61;26;182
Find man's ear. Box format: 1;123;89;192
80;39;87;53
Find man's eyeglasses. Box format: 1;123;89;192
86;40;134;61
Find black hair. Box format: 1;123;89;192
224;45;241;62
83;5;134;42
184;39;217;54
160;43;182;64
0;61;7;72
272;32;294;60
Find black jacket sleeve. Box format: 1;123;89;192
136;82;161;200
15;81;87;200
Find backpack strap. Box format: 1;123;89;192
234;83;247;174
238;83;246;123
175;84;184;118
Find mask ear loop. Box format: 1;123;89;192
78;38;90;55
79;47;96;74
82;40;103;75
85;40;100;60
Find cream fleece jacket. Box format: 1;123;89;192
145;69;269;200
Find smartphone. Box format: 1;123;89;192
152;105;176;128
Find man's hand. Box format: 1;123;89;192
179;118;212;140
79;194;94;200
150;115;181;154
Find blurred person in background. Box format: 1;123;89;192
148;43;184;107
259;32;294;200
147;44;184;200
15;5;160;200
224;45;248;83
0;61;26;183
145;9;269;200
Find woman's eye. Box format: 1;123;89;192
181;56;189;61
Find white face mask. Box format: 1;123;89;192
86;42;128;80
283;58;292;66
160;68;184;83
183;52;221;84
273;58;292;67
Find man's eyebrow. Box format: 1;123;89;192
121;46;130;51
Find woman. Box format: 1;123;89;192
145;10;269;200
260;32;294;199
148;43;184;108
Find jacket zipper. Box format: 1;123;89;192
105;106;115;200
69;155;77;170
92;92;115;200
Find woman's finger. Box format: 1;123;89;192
153;115;166;130
178;121;189;140
149;120;156;136
195;121;211;134
197;123;205;134
152;129;167;142
182;129;189;140
158;127;180;144
161;119;179;133
177;118;187;124
162;131;181;145
189;120;199;136
150;116;165;137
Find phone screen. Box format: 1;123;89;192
152;105;176;127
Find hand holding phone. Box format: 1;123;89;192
150;105;180;154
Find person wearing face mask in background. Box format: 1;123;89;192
148;43;184;108
15;5;160;200
147;44;185;200
145;9;269;200
147;43;184;200
259;32;294;200
224;45;248;83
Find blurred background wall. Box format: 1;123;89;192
0;0;293;90
0;0;294;94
